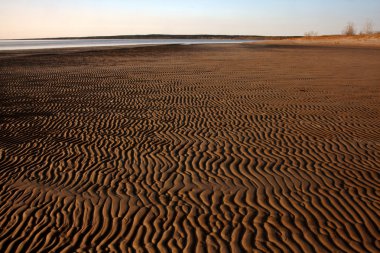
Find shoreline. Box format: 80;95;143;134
0;38;257;52
2;35;380;53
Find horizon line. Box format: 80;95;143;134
2;33;350;40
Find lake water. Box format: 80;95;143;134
0;39;256;51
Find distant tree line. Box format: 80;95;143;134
304;20;377;37
343;20;375;35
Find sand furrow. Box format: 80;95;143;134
0;44;379;252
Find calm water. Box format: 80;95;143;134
0;39;256;51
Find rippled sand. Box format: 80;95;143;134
0;44;379;252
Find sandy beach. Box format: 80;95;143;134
260;34;380;48
0;43;379;252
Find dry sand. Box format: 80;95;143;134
0;43;380;252
260;34;380;48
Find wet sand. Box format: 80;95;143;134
0;43;380;252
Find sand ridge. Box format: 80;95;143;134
0;44;380;252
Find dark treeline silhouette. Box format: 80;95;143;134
24;34;301;40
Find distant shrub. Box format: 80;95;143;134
304;31;318;37
343;22;356;36
360;20;374;35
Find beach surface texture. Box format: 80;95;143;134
0;43;379;252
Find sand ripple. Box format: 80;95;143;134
0;44;380;252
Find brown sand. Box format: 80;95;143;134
0;43;379;252
259;34;380;48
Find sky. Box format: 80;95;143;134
1;0;379;39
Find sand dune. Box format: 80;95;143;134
0;44;380;252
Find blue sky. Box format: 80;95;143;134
1;0;379;39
